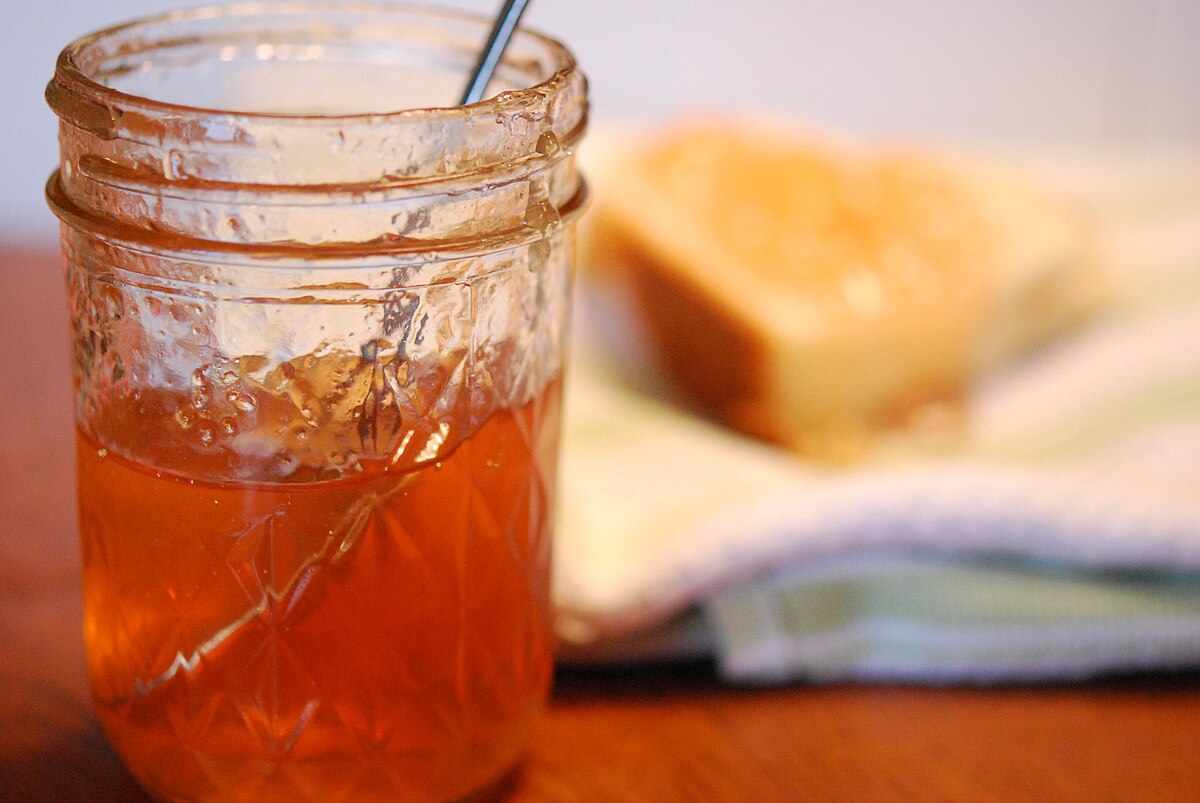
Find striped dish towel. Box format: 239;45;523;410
553;152;1200;683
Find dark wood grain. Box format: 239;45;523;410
2;245;1198;802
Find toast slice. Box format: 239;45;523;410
584;122;1101;461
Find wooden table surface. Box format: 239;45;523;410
2;244;1198;802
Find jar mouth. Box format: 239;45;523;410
49;1;579;123
46;1;588;258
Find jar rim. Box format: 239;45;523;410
49;0;580;125
46;0;588;260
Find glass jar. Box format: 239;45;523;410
45;3;587;800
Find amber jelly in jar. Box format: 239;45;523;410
45;3;587;800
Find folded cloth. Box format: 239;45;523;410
553;152;1200;683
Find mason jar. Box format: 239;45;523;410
45;3;587;799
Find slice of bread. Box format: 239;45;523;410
583;121;1101;461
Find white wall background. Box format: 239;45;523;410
5;0;1199;241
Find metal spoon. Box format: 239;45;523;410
459;0;533;106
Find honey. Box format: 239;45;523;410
78;378;561;801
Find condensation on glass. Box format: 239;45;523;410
46;3;587;800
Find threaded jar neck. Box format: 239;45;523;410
46;1;588;259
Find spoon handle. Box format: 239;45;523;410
459;0;533;106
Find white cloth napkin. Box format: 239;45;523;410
553;151;1200;683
